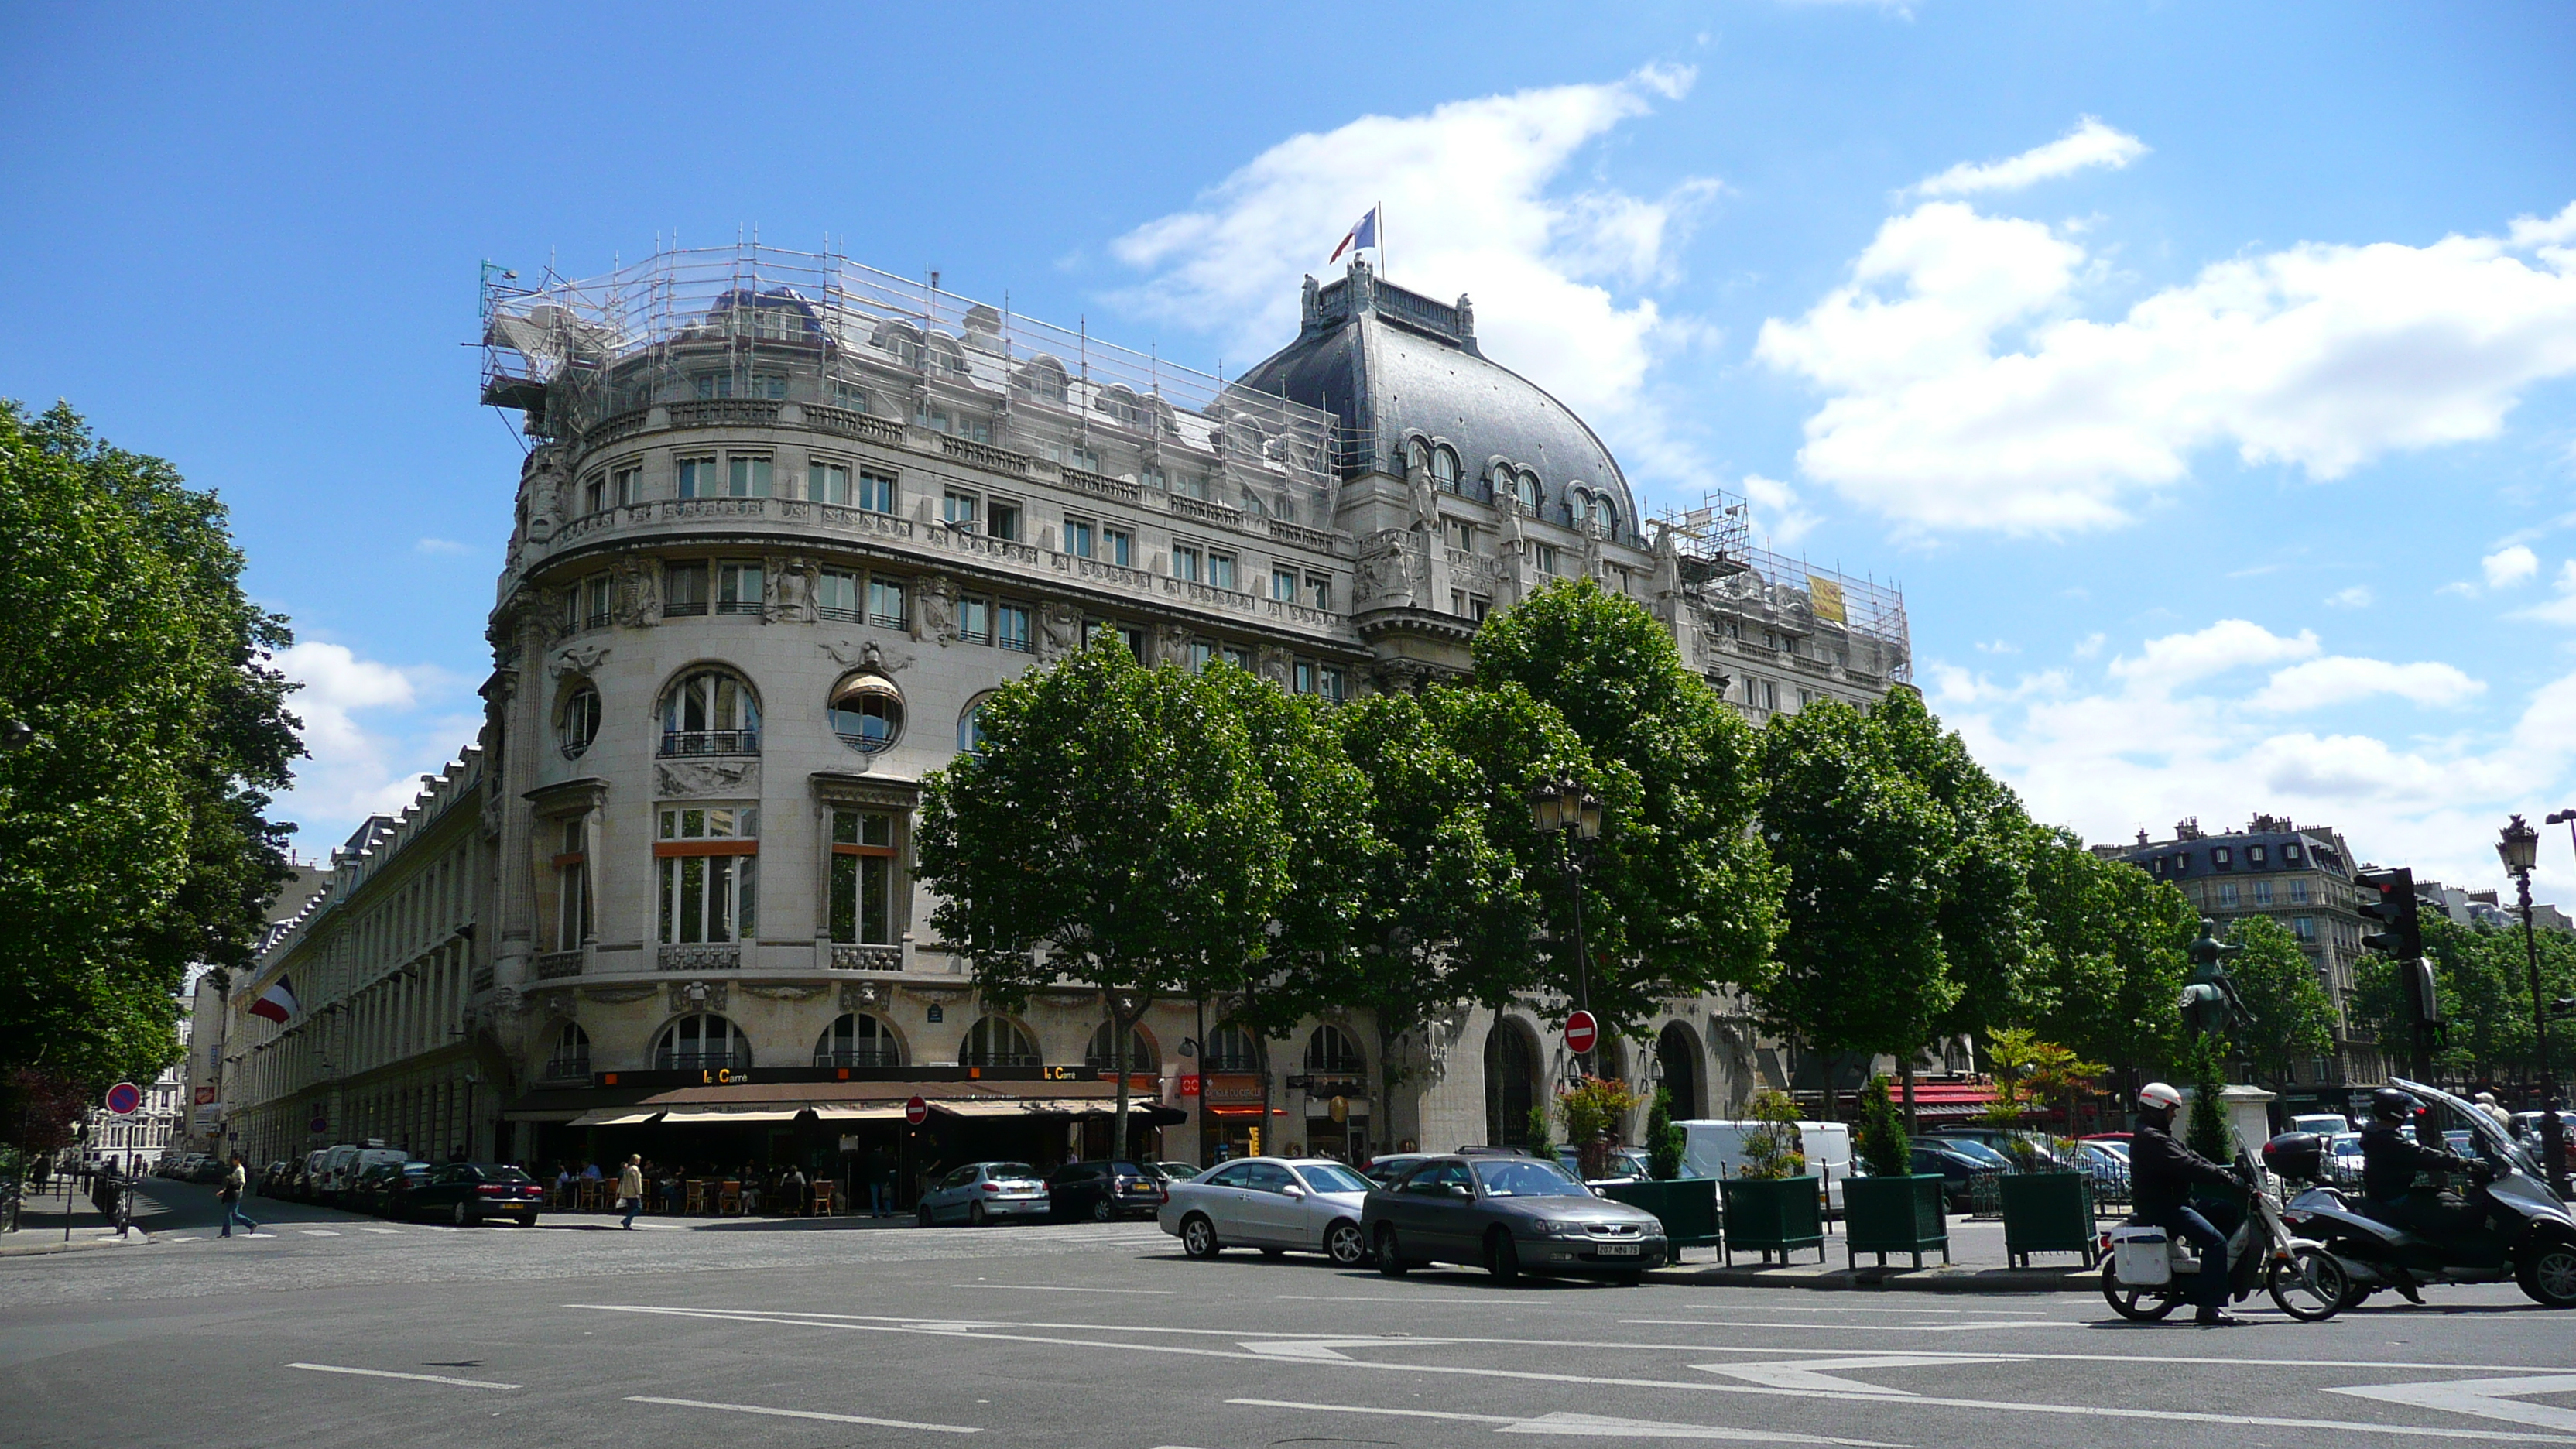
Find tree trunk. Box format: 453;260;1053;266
1900;1057;1918;1136
1109;998;1136;1164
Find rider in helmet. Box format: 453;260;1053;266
2127;1081;2249;1327
2358;1087;2482;1247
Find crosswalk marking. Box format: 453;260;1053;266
299;1229;341;1237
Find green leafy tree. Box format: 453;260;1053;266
1874;690;2040;1050
916;633;1290;1159
1470;578;1783;1028
0;401;300;1105
1645;1086;1686;1180
2221;916;2338;1090
1557;1075;1643;1176
1739;1088;1808;1180
1524;1105;1555;1160
1753;696;1956;1096
2024;828;2193;1078
1854;1074;1910;1177
1326;684;1579;1152
2352;913;2576;1087
1983;1026;2102;1131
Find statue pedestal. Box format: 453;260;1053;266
2220;1084;2276;1156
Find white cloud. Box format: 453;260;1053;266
1931;620;2556;890
2246;656;2484;712
1739;472;1822;546
2324;585;2373;609
1756;199;2576;535
2072;632;2105;660
274;642;473;851
1110;66;1714;479
415;537;471;556
1911;117;2147;198
2484;543;2540;587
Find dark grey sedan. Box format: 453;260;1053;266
1360;1154;1667;1283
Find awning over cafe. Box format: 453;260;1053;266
524;1076;1185;1129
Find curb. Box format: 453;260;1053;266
0;1232;153;1259
1649;1262;2096;1293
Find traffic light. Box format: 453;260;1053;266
2354;867;2422;962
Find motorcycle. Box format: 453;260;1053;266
2101;1137;2352;1322
2273;1076;2576;1310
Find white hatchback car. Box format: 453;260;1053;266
1160;1157;1375;1266
917;1161;1050;1226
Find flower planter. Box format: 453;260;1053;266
1720;1175;1825;1265
1999;1170;2097;1268
1842;1173;1949;1269
1597;1177;1721;1260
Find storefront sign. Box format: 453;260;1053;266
1204;1073;1264;1107
1178;1074;1201;1098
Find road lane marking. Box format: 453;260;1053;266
1625;1317;2075;1334
2329;1375;2576;1433
358;1227;402;1235
1698;1355;2009;1396
286;1362;518;1389
624;1394;978;1434
574;1303;2576;1443
297;1229;341;1237
947;1283;1173;1294
1226;1397;1899;1445
1242;1337;1417;1360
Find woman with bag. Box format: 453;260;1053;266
218;1153;260;1239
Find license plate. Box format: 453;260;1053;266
1596;1242;1640;1256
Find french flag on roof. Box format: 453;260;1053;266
249;975;300;1024
1330;206;1379;265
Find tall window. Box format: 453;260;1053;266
986;499;1021;540
677;456;717;498
656;806;757;944
957;699;988;752
957;595;992;645
944;490;980;531
856;469;896;514
582;471;606;514
726;455;772;498
1204;1026;1260;1072
1209;553;1237;591
1064;518;1094;559
817;570;861;622
1513;472;1540;512
1272;568;1297;603
809;457;852;505
659;670;760;756
1101;526;1133;568
1430;446;1459;492
583;574;615;629
961;1016;1041;1067
1531;543;1559;576
613;464;642;505
828;807;899;947
1304;1024;1364;1074
1086;1023;1158;1073
868;577;906;629
816;1013;903;1068
996;604;1032;653
1307;574;1332;611
554;818;590;950
1172;545;1201;582
547;1023;591;1079
654;1013;750;1071
716;561;763;615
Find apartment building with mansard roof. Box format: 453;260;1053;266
220;246;1912;1177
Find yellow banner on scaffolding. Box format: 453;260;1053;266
1807;575;1847;625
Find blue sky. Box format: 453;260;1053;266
5;2;2574;895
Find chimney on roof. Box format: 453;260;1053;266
2136;828;2150;847
2175;817;2202;841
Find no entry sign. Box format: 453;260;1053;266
104;1082;141;1115
905;1094;930;1126
1564;1010;1598;1056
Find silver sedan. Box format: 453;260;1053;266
1159;1157;1374;1266
917;1161;1050;1226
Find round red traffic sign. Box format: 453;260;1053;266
1564;1010;1598;1056
904;1095;930;1126
104;1082;141;1115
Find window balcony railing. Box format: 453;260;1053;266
713;598;762;615
656;1050;747;1071
829;944;901;971
814;1046;905;1069
659;730;759;758
542;1053;591;1081
534;949;585;981
656;943;742;972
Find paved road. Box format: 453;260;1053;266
5;1180;2571;1447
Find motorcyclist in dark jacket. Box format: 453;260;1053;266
2128;1081;2247;1327
2358;1087;2482;1243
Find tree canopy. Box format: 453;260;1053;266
2352;912;2576;1086
0;401;300;1108
2023;827;2194;1076
2219;914;2338;1089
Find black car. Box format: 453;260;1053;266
396;1162;543;1225
1046;1160;1166;1222
1907;1143;2002;1211
1360;1154;1667;1283
355;1160;433;1215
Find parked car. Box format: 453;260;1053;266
1359;1153;1437;1187
1147;1161;1203;1185
396;1162;543;1225
2071;1140;2130;1197
1906;1143;2002;1211
1922;1127;2068;1172
1362;1155;1666;1283
2290;1112;2353;1138
917;1162;1050;1226
1679;1119;1855;1210
187;1156;228;1184
354;1160;433;1215
1161;1157;1375;1266
1046;1160;1167;1222
1554;1146;1652;1183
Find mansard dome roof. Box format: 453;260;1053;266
1234;260;1639;546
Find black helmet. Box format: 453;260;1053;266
2371;1087;2419;1123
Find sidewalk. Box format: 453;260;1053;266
1643;1217;2099;1293
0;1177;159;1257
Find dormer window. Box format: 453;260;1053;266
2212;848;2233;869
2249;844;2267;866
1431;446;1459;492
2283;843;2303;864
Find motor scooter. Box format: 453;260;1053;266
2100;1136;2350;1322
2275;1077;2576;1310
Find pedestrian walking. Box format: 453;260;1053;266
866;1145;895;1215
218;1153;260;1238
616;1154;644;1230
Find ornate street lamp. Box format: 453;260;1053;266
2498;814;2567;1193
1529;776;1605;1062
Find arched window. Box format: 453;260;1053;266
1012;355;1070;406
654;1014;750;1071
1085;1023;1159;1074
1598;496;1621;536
1568;490;1595;529
558;686;601;759
1514;471;1541;513
660;669;760;757
960;1016;1040;1067
815;1013;903;1068
1204;1026;1261;1072
957;697;990;753
546;1022;591;1077
1303;1024;1364;1075
827;673;904;754
1430;446;1459;492
872;320;924;368
1483;1020;1539;1147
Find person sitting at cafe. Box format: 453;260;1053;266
779;1163;808;1215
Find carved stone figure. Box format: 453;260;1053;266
1155;622;1195;668
655;759;761;797
1404;444;1439;531
667;979;728;1015
1256;645;1291;688
1037;601;1084;659
839;980;889;1012
615;555;660;627
766;554;817;625
914;574;957;645
1355;532;1413;604
551;642;610;678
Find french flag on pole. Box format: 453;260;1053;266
1330;206;1379;265
249;975;300;1024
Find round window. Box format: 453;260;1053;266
828;673;904;753
559;685;601;759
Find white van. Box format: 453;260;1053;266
315;1142;406;1201
1677;1119;1857;1211
2290;1112;2352;1138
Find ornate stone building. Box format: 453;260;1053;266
218;246;1910;1179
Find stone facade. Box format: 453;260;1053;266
220;248;1909;1173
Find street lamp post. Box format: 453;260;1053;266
1528;776;1604;1067
2498;814;2567;1194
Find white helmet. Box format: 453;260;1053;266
2137;1081;2184;1113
